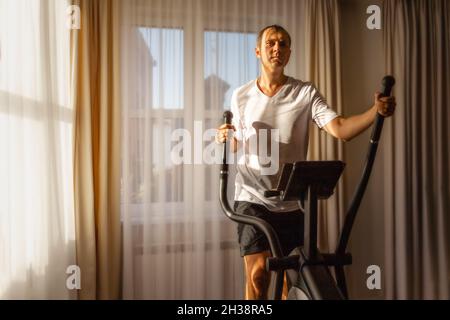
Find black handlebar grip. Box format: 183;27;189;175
223;110;233;125
381;75;395;98
221;111;233;167
372;76;395;142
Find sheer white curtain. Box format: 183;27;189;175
0;0;76;299
120;0;321;299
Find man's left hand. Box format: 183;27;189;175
374;92;396;117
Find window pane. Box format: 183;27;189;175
139;27;184;110
204;31;258;110
126;117;184;204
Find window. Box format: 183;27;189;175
204;31;258;109
138;27;184;110
127;27;185;205
124;26;258;216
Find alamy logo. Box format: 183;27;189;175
66;5;81;30
66;265;81;290
171;121;280;175
366;5;381;30
366;265;381;290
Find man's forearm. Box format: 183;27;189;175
332;105;378;141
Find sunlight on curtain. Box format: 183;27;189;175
120;0;310;299
0;0;76;299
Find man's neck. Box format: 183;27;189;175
257;69;288;96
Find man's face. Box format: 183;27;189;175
255;28;291;71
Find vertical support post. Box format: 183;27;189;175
304;186;318;260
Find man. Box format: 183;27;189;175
216;25;396;300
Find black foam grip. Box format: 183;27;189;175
372;75;395;139
221;111;233;167
381;75;395;97
223;111;233;125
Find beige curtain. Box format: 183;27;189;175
304;0;345;253
71;0;122;299
383;0;450;299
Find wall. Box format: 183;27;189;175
339;0;386;299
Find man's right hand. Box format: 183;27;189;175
215;124;236;144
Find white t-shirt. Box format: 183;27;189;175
231;76;339;212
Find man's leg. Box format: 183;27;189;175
282;272;289;300
243;251;271;300
243;251;290;300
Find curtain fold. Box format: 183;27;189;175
303;0;345;254
71;0;122;299
383;0;450;299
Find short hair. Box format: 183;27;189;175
256;25;291;49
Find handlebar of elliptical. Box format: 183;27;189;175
219;110;285;300
336;75;395;255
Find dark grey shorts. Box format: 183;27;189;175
234;201;304;257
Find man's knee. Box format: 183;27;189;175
250;267;270;291
244;251;271;298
